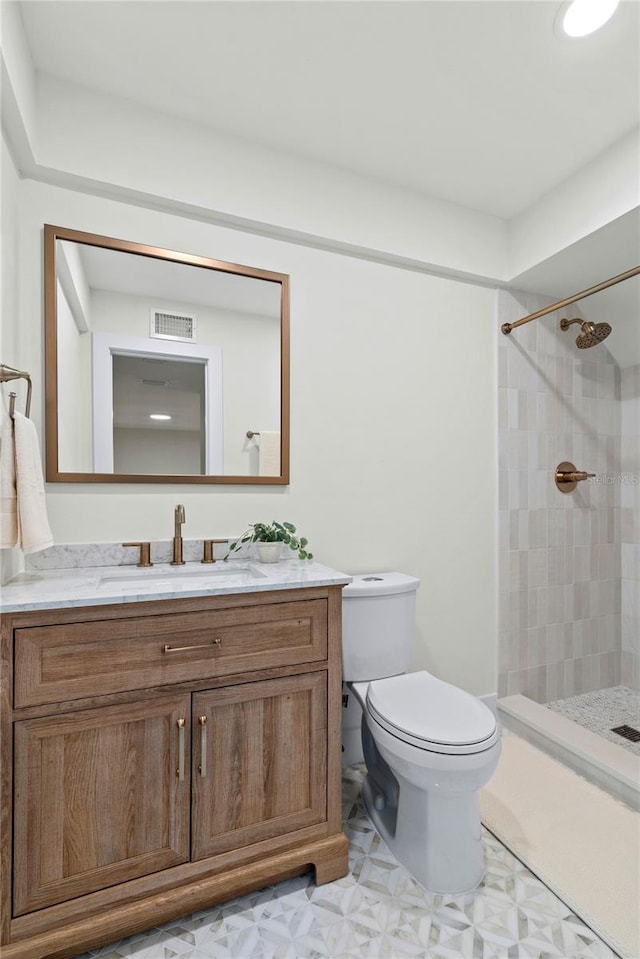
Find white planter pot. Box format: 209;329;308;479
256;542;283;564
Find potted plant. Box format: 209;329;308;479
225;521;314;564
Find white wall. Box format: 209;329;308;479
11;177;497;697
508;129;640;278
0;139;23;582
56;281;93;471
620;365;640;691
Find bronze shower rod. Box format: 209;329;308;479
501;264;640;335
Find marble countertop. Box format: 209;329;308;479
0;559;352;613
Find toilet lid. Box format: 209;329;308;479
366;671;499;755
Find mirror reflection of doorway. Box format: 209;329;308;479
112;355;206;475
92;331;223;475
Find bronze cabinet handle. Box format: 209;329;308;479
198;716;207;777
176;718;186;780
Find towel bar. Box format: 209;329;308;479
0;363;32;417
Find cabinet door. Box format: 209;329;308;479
192;673;327;861
13;695;191;916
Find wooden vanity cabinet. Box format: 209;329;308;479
0;586;349;959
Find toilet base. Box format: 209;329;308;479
362;767;486;895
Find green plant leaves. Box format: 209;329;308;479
223;521;312;560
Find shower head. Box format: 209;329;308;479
560;318;612;349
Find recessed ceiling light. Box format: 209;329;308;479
149;413;171;421
558;0;619;37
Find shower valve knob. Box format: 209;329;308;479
555;462;596;493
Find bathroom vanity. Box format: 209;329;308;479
0;561;350;959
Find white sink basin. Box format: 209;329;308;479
100;564;264;587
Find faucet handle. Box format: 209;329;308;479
123;542;153;567
201;539;229;564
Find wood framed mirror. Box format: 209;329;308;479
44;225;289;484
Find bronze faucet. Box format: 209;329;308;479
171;504;186;565
122;541;153;567
201;538;229;563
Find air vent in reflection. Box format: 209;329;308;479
150;310;197;343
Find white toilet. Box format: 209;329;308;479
342;573;501;895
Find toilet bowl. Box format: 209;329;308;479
342;574;501;895
350;672;500;894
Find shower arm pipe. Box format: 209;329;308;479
500;264;640;335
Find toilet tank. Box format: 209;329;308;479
342;572;420;681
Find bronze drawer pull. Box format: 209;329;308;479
162;638;222;654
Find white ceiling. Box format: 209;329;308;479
77;244;282;318
19;0;640;220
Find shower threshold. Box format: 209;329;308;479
497;694;640;812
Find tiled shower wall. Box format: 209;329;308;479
621;365;640;691
498;290;621;701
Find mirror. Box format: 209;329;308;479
44;225;289;484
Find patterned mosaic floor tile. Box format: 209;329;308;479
547;685;640;755
74;766;616;959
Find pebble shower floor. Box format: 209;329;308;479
547;685;640;756
72;765;615;959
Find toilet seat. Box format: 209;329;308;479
366;671;499;755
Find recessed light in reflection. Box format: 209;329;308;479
559;0;619;37
149;413;172;421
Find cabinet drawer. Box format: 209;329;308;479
14;600;328;707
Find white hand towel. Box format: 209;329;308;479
13;412;54;554
258;431;280;477
0;407;18;548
